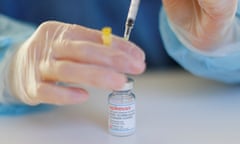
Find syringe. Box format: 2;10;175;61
124;0;140;40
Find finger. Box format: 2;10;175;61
40;60;127;90
72;26;145;61
52;40;145;74
198;0;237;21
162;0;202;20
51;22;145;61
35;82;89;105
162;0;182;8
162;0;189;12
113;37;146;62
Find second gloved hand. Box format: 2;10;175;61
162;0;239;55
8;21;145;105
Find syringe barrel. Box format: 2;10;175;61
127;0;140;21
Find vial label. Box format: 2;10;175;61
108;103;136;136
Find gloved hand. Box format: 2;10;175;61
8;21;145;105
162;0;239;55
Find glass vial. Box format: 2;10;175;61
108;77;136;136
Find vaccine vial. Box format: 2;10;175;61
108;77;136;136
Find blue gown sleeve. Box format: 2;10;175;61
0;14;53;115
159;5;240;84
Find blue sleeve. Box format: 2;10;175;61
159;6;240;84
0;14;54;115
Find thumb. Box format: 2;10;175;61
198;0;237;21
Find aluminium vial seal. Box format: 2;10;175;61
117;77;134;91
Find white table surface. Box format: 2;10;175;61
1;69;240;144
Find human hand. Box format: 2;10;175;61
162;0;238;52
8;21;145;105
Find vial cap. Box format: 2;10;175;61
117;77;134;91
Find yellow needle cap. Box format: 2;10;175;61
101;27;112;46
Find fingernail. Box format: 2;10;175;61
132;61;146;74
131;48;145;61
